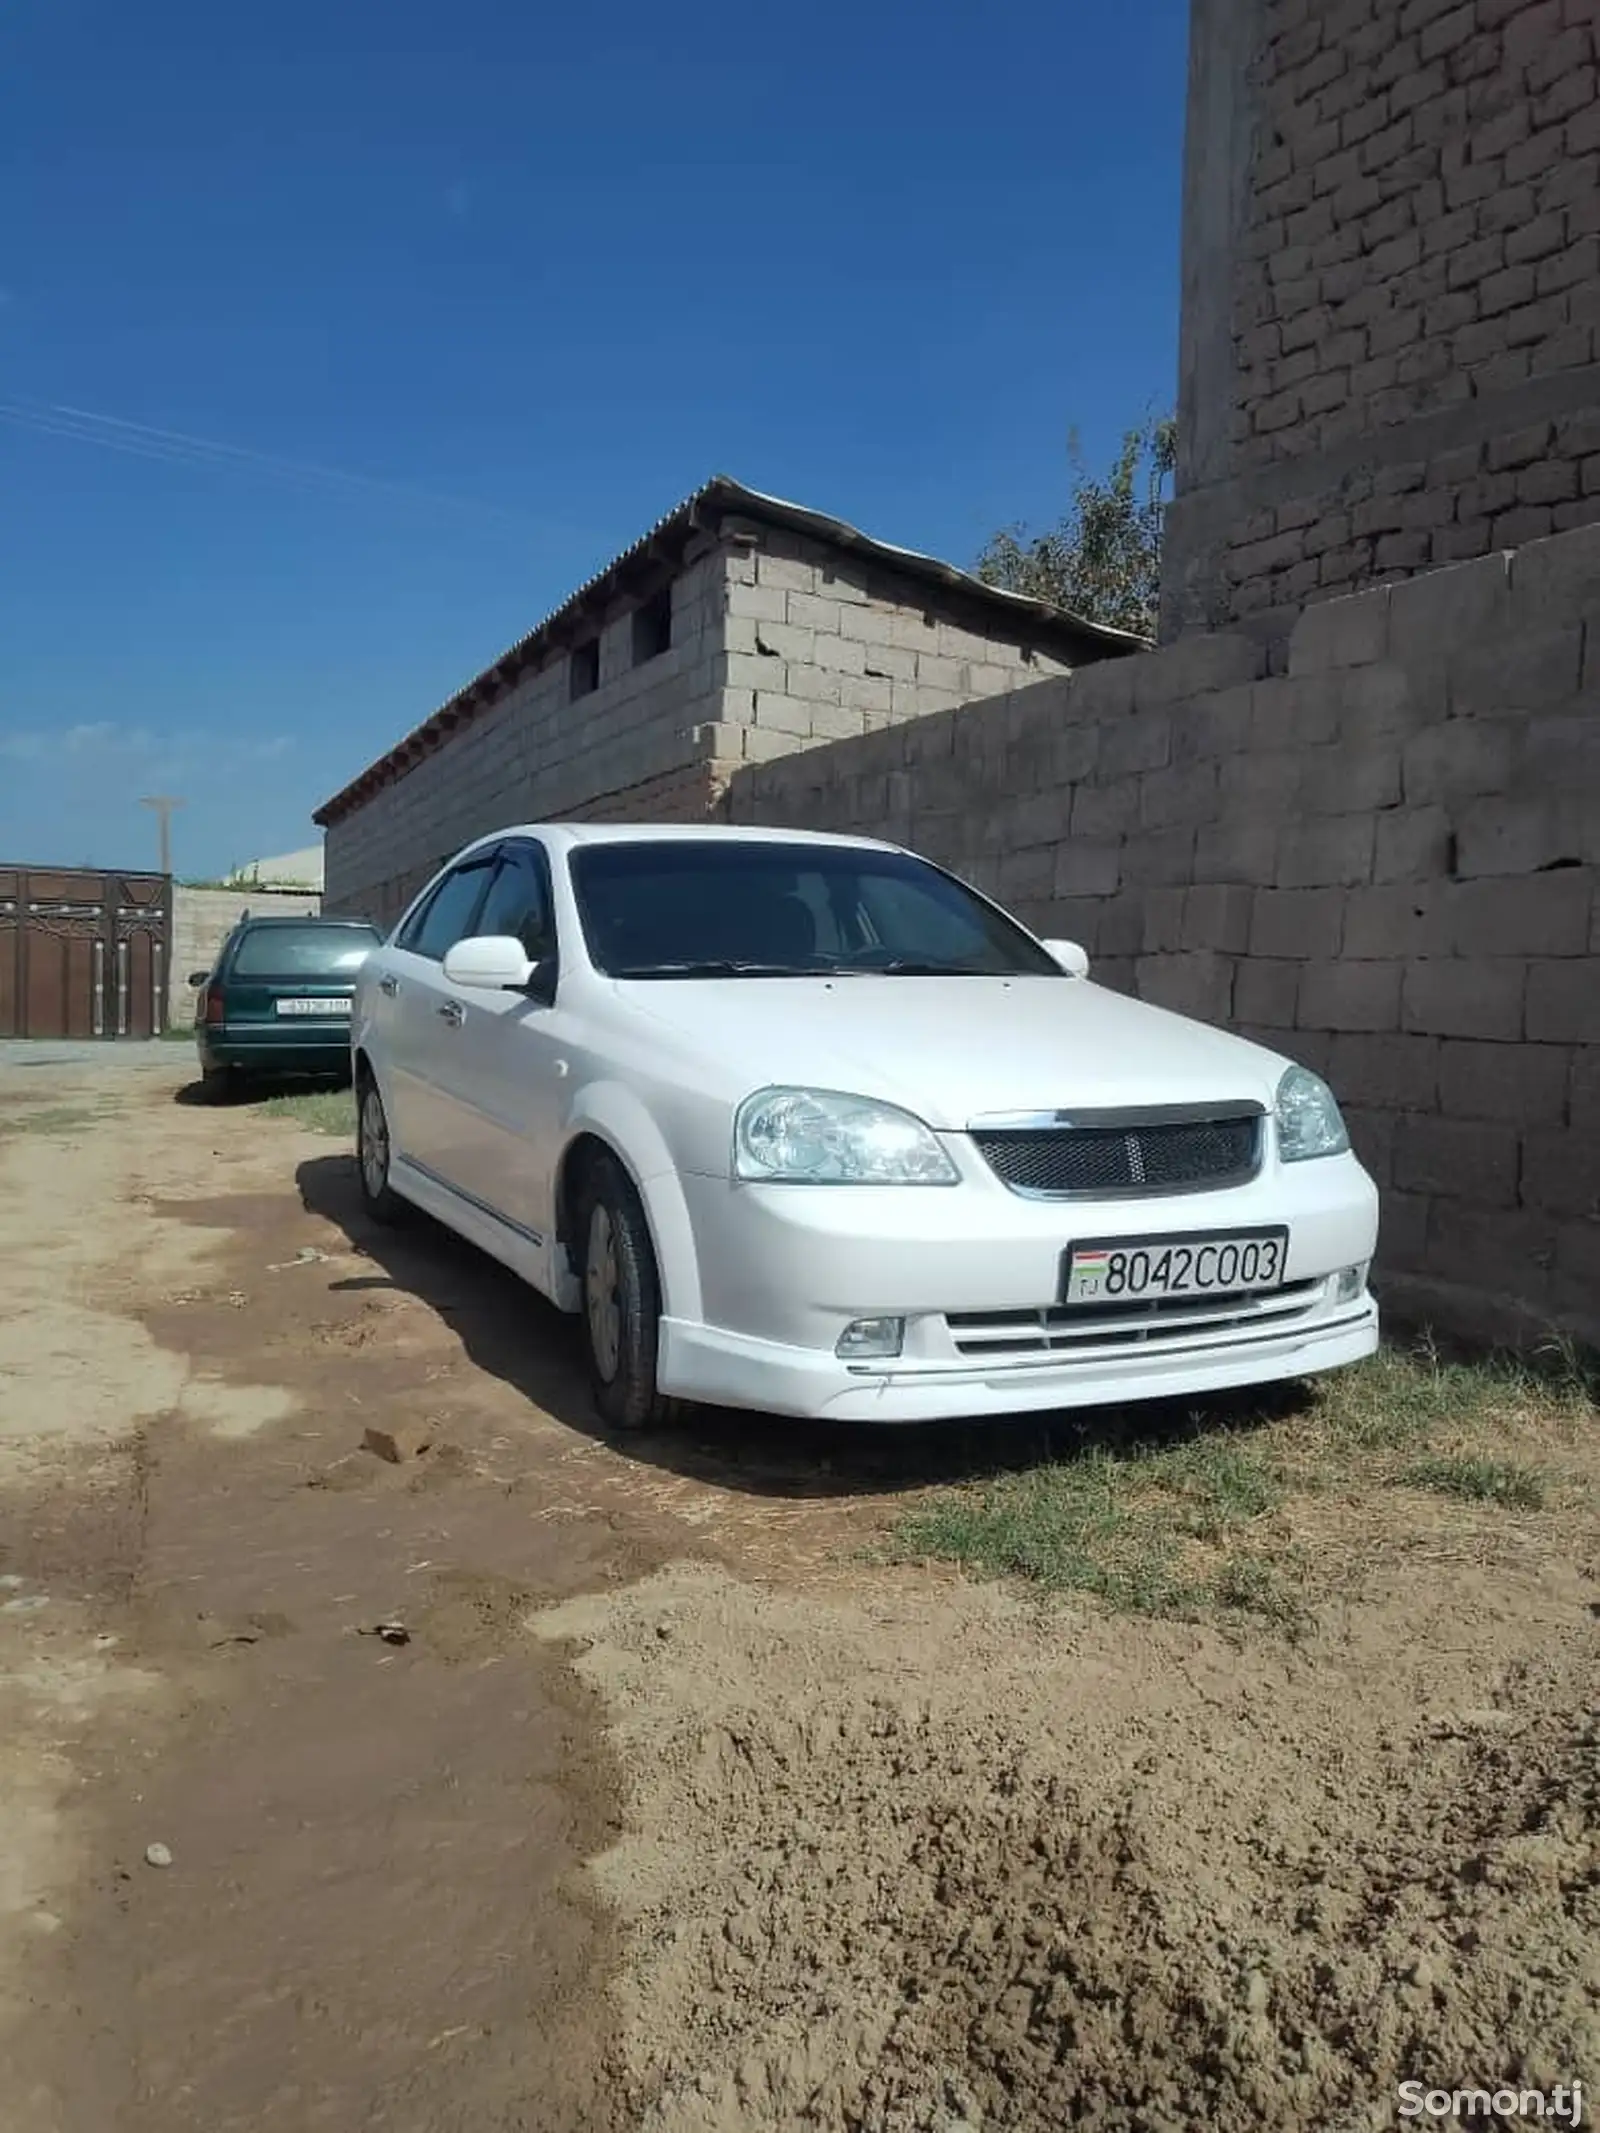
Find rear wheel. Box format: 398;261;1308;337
576;1154;674;1433
356;1071;407;1225
201;1061;237;1104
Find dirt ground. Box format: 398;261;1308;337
0;1049;1594;2132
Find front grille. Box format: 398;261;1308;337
944;1281;1322;1358
971;1114;1262;1198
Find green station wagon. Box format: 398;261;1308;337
191;916;381;1099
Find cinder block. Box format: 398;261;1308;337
1378;1188;1432;1274
1343;882;1452;958
1141;886;1188;953
1286;584;1390;672
1387;549;1513;667
1100;712;1172;779
1250;672;1344;746
1234;957;1299;1029
1457;794;1599;876
1221;749;1306;811
1394;1114;1520;1205
1520;1127;1600;1217
1402;956;1528;1039
1327;1031;1441;1110
1402;717;1521;803
1572;1048;1600;1130
1053;840;1122;898
1552;1218;1600;1336
1140;760;1221;830
1526;958;1600;1041
1438;1038;1571;1122
1173;685;1256;762
1182;883;1255;954
1298;957;1402;1032
1134;951;1236;1026
1446;625;1584;715
1278;813;1376;887
1120;828;1198;887
1195;817;1281;887
1132;633;1263;704
1446;870;1594;955
1250;885;1346;958
1298;737;1404;813
1423;1199;1559;1295
1374;804;1454;882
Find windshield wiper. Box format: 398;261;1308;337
815;959;995;976
608;959;817;979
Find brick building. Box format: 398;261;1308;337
315;480;1135;924
1163;0;1600;636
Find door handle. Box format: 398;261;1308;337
437;1000;465;1028
378;974;399;998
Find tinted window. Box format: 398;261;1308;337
472;849;554;961
401;859;495;961
230;925;380;978
569;841;1060;978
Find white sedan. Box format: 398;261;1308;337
350;824;1379;1430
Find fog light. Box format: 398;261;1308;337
1332;1263;1367;1303
836;1316;905;1360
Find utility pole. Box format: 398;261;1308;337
140;795;185;879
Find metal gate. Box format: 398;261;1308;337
0;865;173;1040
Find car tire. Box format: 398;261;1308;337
355;1070;407;1226
201;1062;236;1104
576;1153;675;1433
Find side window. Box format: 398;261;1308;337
471;847;555;962
399;858;496;962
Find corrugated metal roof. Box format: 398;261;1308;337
313;475;1144;827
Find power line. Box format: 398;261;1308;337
0;394;532;524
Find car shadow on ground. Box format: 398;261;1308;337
295;1151;1312;1503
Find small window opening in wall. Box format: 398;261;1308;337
570;638;600;700
632;587;673;666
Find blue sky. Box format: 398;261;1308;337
0;0;1190;879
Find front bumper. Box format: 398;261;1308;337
198;1025;353;1078
656;1150;1380;1421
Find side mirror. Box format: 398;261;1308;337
1040;938;1091;978
442;934;536;992
187;970;210;989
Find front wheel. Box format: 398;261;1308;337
576;1155;674;1433
356;1072;407;1226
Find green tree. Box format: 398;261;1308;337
976;414;1177;639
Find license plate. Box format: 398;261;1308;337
275;997;351;1017
1063;1227;1288;1305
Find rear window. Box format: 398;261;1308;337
229;925;380;979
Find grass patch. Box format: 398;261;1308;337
160;1024;198;1042
891;1339;1592;1625
257;1086;356;1137
1397;1454;1547;1510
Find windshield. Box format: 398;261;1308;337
569;841;1061;979
230;925;380;979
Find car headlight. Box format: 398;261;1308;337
733;1087;959;1184
1275;1065;1351;1162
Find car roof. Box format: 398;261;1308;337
230;914;379;927
468;823;903;857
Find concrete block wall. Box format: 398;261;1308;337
727;522;1600;1352
322;529;1104;930
170;885;320;1023
324;553;729;927
1165;0;1600;634
717;530;1075;760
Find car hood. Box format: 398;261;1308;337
616;975;1288;1127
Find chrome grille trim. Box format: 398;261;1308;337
944;1280;1322;1357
